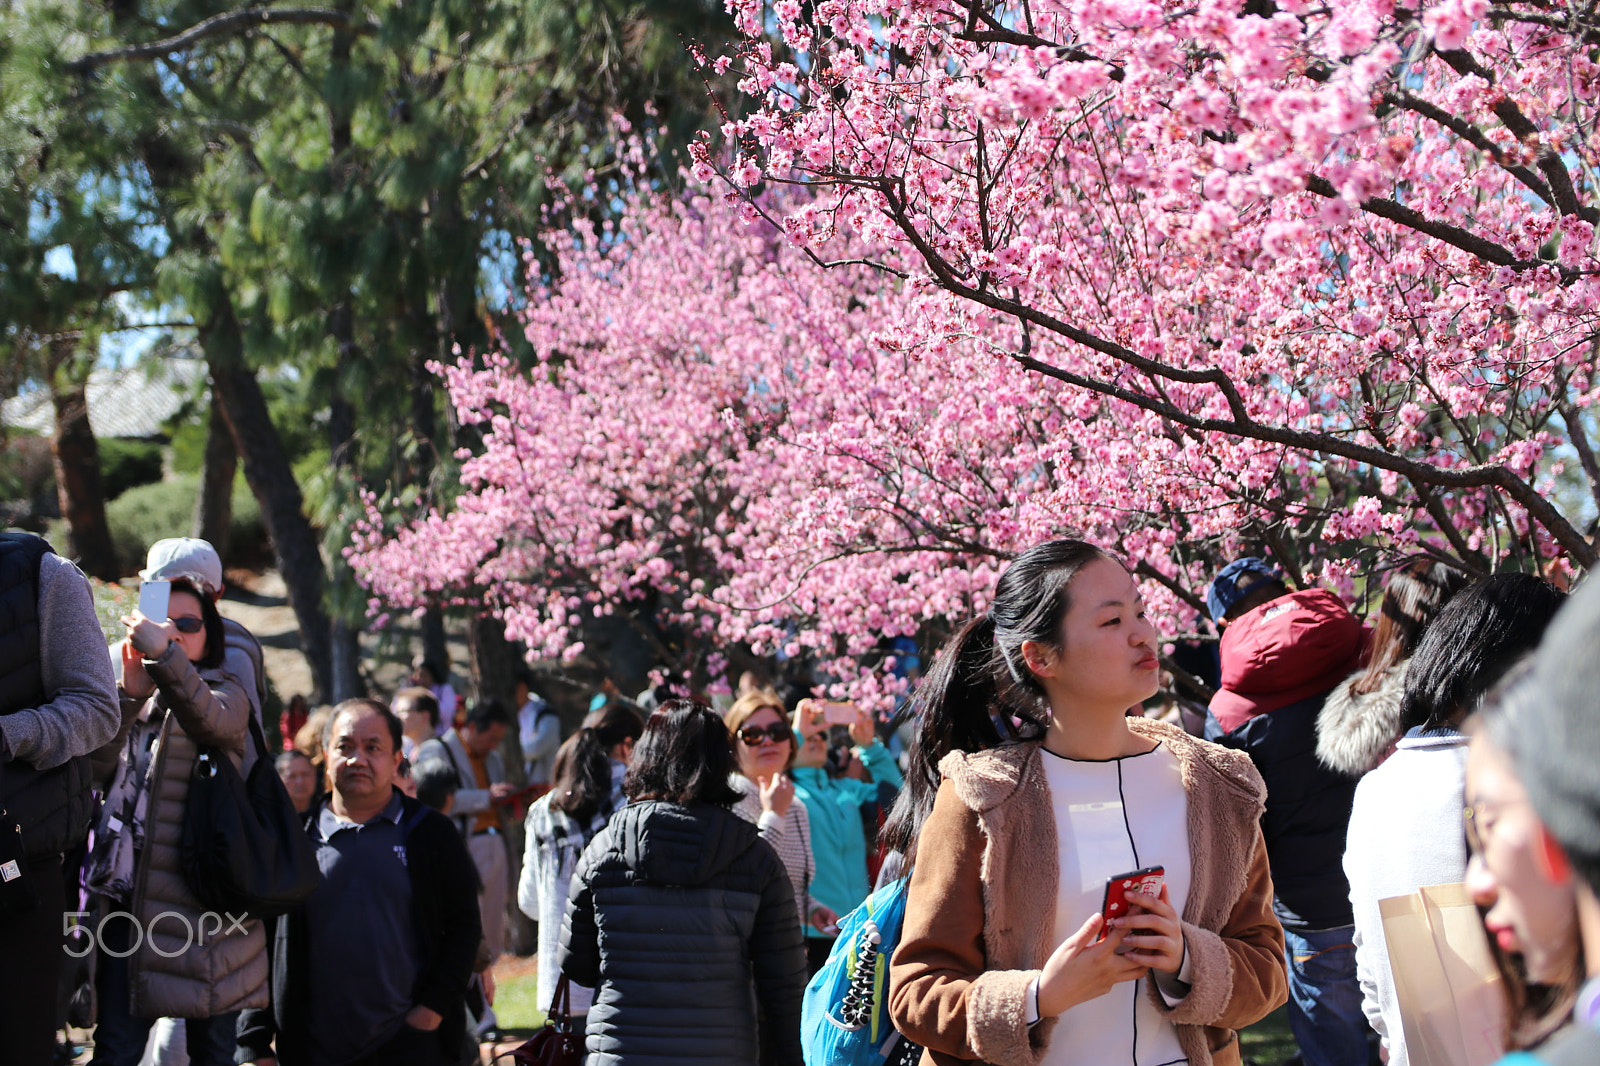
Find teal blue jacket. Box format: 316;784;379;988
791;739;904;938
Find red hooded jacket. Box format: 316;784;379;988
1211;589;1368;734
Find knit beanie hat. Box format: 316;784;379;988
1514;576;1600;896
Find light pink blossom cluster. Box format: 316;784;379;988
705;0;1598;570
347;182;1296;698
352;0;1600;698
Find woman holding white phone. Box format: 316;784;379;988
887;540;1287;1066
85;576;267;1066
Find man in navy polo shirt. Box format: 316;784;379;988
237;699;481;1066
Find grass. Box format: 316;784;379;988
1239;1005;1301;1065
493;969;547;1032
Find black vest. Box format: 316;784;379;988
0;533;95;858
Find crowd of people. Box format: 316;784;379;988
3;526;1599;1066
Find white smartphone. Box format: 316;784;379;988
138;579;171;622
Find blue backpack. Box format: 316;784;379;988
801;877;913;1066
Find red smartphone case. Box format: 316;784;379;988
1098;865;1165;940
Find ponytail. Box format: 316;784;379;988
881;538;1113;867
550;702;644;823
881;615;1013;859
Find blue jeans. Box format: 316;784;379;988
1283;925;1370;1066
88;918;240;1066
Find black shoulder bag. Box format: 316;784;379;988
181;713;321;919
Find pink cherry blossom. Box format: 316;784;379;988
353;0;1600;703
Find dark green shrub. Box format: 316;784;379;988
0;434;55;518
104;475;267;575
98;438;164;501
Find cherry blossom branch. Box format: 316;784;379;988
1433;47;1596;223
1303;176;1533;271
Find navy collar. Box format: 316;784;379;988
317;787;404;837
1402;723;1464;740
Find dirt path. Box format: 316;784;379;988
218;569;470;706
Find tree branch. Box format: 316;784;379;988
1434;47;1598;223
1133;559;1209;618
859;183;1598;565
65;7;376;74
1304;175;1533;269
1382;89;1555;207
1560;398;1600;519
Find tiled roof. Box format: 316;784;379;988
2;357;207;440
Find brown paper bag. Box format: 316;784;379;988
1380;883;1505;1066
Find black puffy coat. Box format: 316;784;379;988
1206;694;1358;931
558;800;806;1066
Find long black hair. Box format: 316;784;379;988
550;702;644;823
1400;572;1565;733
880;539;1116;861
623;699;743;808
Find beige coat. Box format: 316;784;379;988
106;643;269;1018
890;717;1287;1066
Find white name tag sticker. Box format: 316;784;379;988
1;860;20;882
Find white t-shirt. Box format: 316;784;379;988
1041;742;1192;1066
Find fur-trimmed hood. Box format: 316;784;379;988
1315;662;1408;777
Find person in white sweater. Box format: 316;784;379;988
516;703;642;1032
725;690;837;933
1345;574;1565;1065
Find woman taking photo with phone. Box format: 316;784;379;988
86;577;266;1066
889;539;1286;1066
727;690;837;938
789;695;903;972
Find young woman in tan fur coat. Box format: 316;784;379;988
887;540;1287;1066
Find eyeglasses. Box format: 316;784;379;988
171;616;204;634
736;722;793;747
1463;798;1530;855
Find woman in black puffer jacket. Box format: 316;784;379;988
559;699;806;1066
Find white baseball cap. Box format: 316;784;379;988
140;538;224;597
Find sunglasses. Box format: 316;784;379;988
171;616;205;634
736;723;793;746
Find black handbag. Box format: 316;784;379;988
180;713;321;919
